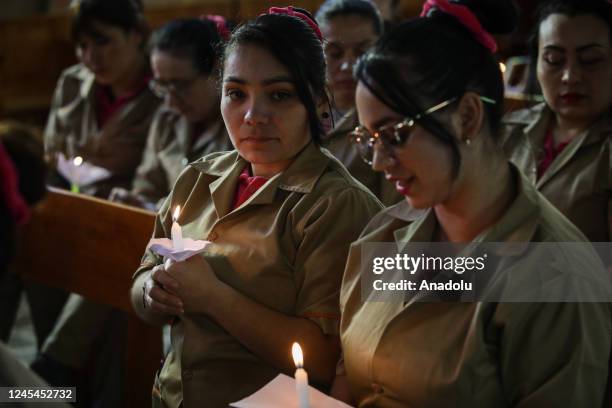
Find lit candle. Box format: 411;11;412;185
292;342;310;408
71;156;83;193
171;206;183;251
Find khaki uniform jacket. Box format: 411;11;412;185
134;142;382;408
502;103;611;241
340;168;611;407
44;64;162;198
131;107;233;208
324;109;404;207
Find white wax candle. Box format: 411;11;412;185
292;343;310;408
171;205;183;251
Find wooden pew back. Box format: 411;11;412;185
13;187;160;408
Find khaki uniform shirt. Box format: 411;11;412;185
134;142;382;408
324;109;404;207
502;103;611;241
131;107;233;208
340;168;611;407
44;64;162;198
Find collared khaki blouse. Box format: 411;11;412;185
134;142;382;408
44;64;162;198
502;103;611;242
324;109;404;207
131;107;233;208
340;169;611;407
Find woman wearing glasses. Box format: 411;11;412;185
29;17;234;402
333;0;611;406
131;7;381;407
110;17;233;210
44;0;161;199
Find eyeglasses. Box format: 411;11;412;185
350;96;496;165
149;77;200;99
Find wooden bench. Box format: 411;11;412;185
13;187;159;408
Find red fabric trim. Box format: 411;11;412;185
231;167;269;210
537;126;569;178
95;73;153;127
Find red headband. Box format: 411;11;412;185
420;0;497;53
0;142;30;226
201;14;230;41
266;6;323;42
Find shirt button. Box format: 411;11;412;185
372;383;383;394
207;231;218;241
181;157;189;166
182;370;193;381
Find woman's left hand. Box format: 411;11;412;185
164;255;223;314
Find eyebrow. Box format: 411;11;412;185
223;75;295;85
543;43;605;52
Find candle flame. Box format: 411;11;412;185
73;156;83;166
173;205;181;222
499;62;506;74
292;342;304;368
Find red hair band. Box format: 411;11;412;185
266;6;323;42
420;0;497;53
201;14;230;41
0;142;30;226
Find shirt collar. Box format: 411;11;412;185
191;141;330;194
386;165;542;252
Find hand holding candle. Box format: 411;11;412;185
171;205;184;251
292;342;310;408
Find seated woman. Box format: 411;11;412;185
44;0;161;199
333;0;611;406
316;0;403;206
111;17;233;210
503;0;611;242
130;7;382;408
32;17;234;395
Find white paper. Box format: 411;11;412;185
231;374;353;408
56;152;112;186
148;238;211;262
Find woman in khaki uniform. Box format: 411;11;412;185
111;18;233;210
503;0;612;242
332;0;611;406
316;0;403;206
131;8;381;408
30;18;234;402
44;0;161;199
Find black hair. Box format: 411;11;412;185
70;0;147;42
355;0;516;175
525;0;612;96
223;10;327;144
316;0;384;35
150;18;225;76
0;122;47;276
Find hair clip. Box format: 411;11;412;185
203;14;230;41
266;6;324;42
420;0;497;53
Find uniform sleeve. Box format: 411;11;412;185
293;187;382;335
131;111;170;203
497;299;611;407
43;74;68;159
133;194;171;281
